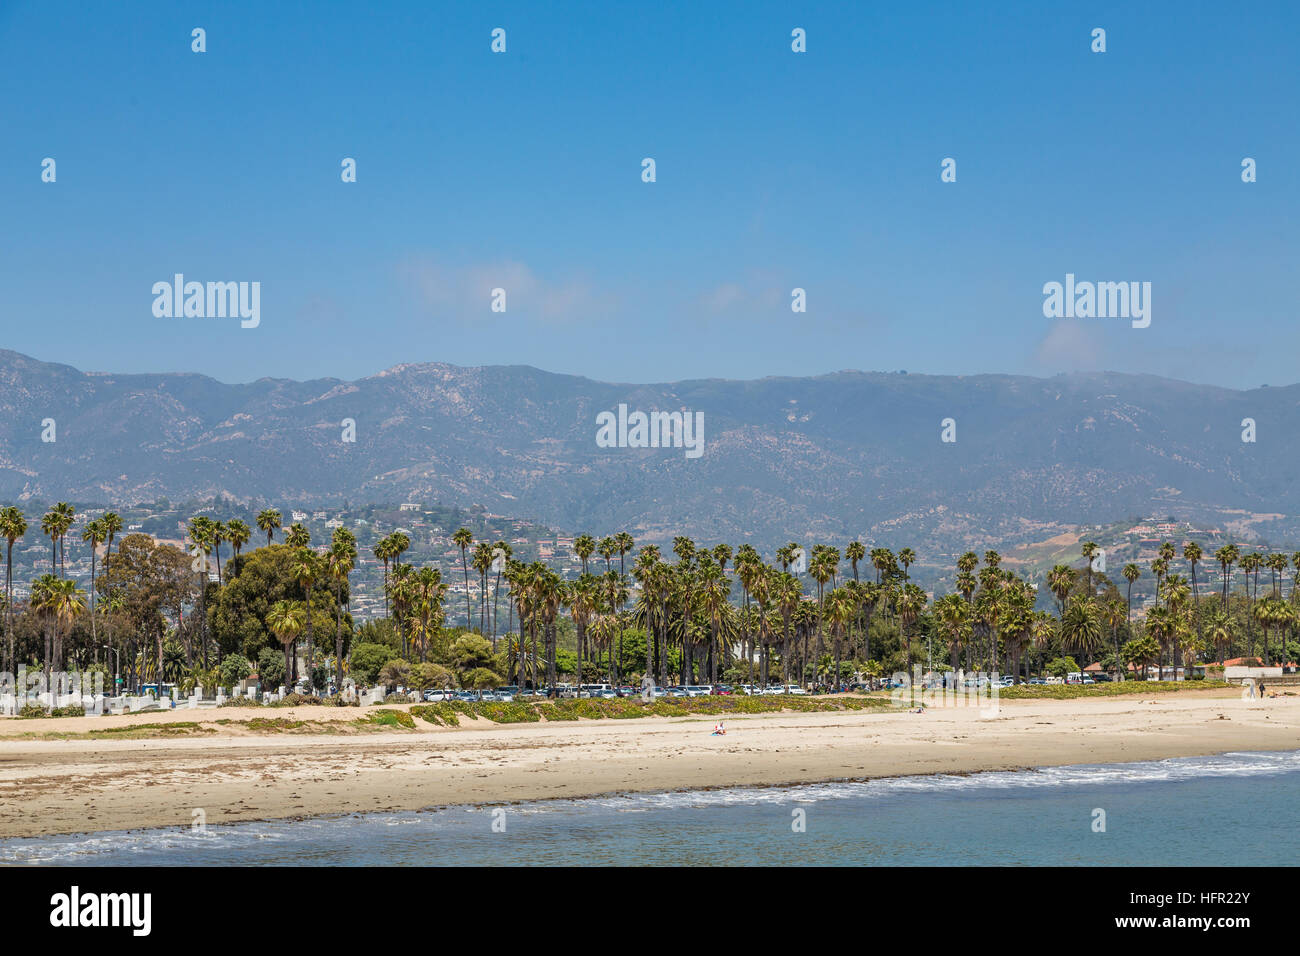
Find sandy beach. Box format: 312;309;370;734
0;688;1295;839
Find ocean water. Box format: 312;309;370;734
3;750;1298;866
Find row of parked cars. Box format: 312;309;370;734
419;682;810;703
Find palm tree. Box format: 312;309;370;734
40;506;61;577
100;510;123;558
935;593;970;677
1081;541;1099;595
1061;597;1103;660
208;520;226;585
568;573;598;684
472;541;493;635
256;508;282;546
897;583;926;676
1206;611;1233;672
1183;541;1203;641
574;534;595;576
373;535;395;619
1047;564;1073;616
226;519;251;563
291;548;321;690
0;506;27;671
1121;563;1140;625
1103;598;1126;681
1214;544;1239;611
285;523;310;549
698;560;731;684
325;540;355;687
898;548;916;583
490;540;512;650
30;573;59;687
266;600;307;691
1241;552;1263;657
53;502;75;576
81;517;106;661
49;577;85;676
411;565;445;663
452;528;474;629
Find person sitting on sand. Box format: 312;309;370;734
711;721;726;736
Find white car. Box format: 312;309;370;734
784;685;808;695
683;685;711;697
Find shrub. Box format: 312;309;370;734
256;647;286;688
349;643;392;685
363;709;415;729
219;653;253;689
378;659;411;687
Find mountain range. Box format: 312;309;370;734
2;348;1298;556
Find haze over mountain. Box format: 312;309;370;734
2;349;1297;554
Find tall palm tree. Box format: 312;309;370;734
0;506;27;671
373;535;395;619
1214;544;1239;611
897;583;926;676
472;541;493;635
1240;552;1263;657
256;508;282;546
490;540;512;650
291;548;321;690
1121;563;1140;624
81;517;106;661
897;547;916;583
53;502;75;576
40;506;61;577
1183;541;1203;638
31;573;59;687
285;523;311;549
1047;564;1073;617
411;565;445;663
226;518;251;563
208;520;226;585
326;540;355;687
574;534;595;576
266;600;306;691
1103;597;1126;681
452;528;474;629
187;516;216;667
1081;541;1099;595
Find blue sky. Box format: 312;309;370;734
2;0;1297;388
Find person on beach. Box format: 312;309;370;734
711;721;726;735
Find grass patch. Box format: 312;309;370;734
997;680;1233;700
409;694;893;727
359;709;416;730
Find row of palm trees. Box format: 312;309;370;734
5;500;1300;693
